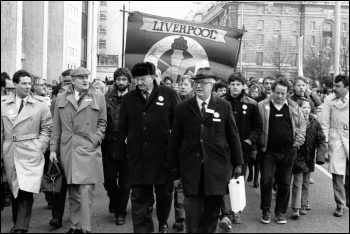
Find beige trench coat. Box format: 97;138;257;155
50;85;107;184
1;93;52;198
320;93;349;175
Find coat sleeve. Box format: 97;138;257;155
225;103;244;167
88;95;107;147
170;91;181;128
294;106;306;147
50;96;62;152
38;103;52;152
1;106;4;160
247;102;263;144
315;120;327;165
167;106;183;169
114;98;128;160
319;99;331;143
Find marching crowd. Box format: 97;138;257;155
0;62;349;233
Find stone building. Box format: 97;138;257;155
192;1;349;79
1;1;99;83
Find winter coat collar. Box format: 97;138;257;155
189;93;219;122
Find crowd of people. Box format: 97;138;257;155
0;63;349;233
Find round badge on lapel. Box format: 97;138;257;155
9;110;14;115
214;112;220;118
265;106;270;110
242;104;247;110
158;96;164;102
243;111;247;114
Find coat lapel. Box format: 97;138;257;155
13;94;36;128
189;96;202;121
66;94;78;111
203;95;219;123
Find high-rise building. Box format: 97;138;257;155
1;1;99;83
190;1;349;79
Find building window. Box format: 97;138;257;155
275;6;282;14
100;11;107;20
98;55;119;66
311;22;316;31
291;36;298;46
292;21;298;32
99;39;106;49
257;5;264;14
81;1;88;68
274;35;282;45
99;26;106;35
311;36;316;46
323;23;332;32
100;1;107;6
256;71;263;78
342;23;347;32
274;21;281;31
256;52;263;65
293;8;299;14
291;53;298;67
273;52;281;65
257;20;264;30
257;34;264;45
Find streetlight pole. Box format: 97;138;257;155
334;1;341;76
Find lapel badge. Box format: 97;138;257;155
242;104;247;110
265;105;270;110
9;110;14;115
214;112;220;118
158;96;164;102
243;111;247;114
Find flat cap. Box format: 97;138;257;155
131;61;156;77
70;67;91;77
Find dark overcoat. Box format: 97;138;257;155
167;95;244;196
115;81;180;185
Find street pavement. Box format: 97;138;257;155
1;162;349;233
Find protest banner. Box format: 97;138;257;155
125;12;245;81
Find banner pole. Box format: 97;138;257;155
234;25;244;72
122;4;125;67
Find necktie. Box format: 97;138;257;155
201;102;206;117
18;100;24;114
77;92;85;106
341;97;346;104
143;91;149;100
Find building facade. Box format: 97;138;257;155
193;1;349;79
1;1;99;83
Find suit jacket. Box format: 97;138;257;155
115;81;180;185
168;94;243;196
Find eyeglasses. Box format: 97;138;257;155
194;81;214;87
115;78;129;82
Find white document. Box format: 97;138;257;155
228;176;246;213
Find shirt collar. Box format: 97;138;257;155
118;89;128;97
196;95;211;108
15;95;29;104
271;98;289;107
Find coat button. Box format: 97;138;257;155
197;153;200;157
200;139;203;143
201;124;204;128
143;112;146;115
143;127;146;130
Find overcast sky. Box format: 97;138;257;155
127;1;195;20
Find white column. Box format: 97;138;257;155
16;1;23;71
90;1;98;79
43;1;49;78
334;1;341;77
87;1;93;80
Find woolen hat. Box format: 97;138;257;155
131;62;156;77
192;67;217;80
70;67;91;77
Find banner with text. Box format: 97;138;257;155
125;12;245;81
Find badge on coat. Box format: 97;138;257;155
242;104;247;110
158;96;164;102
206;108;214;114
243;111;246;115
214;112;220;118
156;102;164;106
265;106;270;110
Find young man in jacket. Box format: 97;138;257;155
219;73;263;229
115;62;180;233
258;78;306;225
102;67;132;226
168;67;243;233
1;70;52;233
320;74;349;217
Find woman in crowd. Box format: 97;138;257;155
92;80;106;94
177;75;195;101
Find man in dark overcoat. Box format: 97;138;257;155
102;67;132;225
115;62;180;233
168;67;244;233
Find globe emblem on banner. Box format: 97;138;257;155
144;36;209;81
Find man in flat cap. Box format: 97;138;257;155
168;67;243;233
115;61;180;233
50;67;107;233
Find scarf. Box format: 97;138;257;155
179;90;195;101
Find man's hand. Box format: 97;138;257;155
49;151;58;163
233;165;242;179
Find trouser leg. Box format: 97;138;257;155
154;181;172;227
199;195;222;233
80;184;95;232
12;190;34;232
345;160;349;207
68;184;82;230
301;172;311;207
184;196;203;233
131;185;154;233
332;174;346;209
115;160;130;219
291;172;303;209
260;151;278;212
242;162;249;179
254;160;260;184
52;176;68;220
173;179;185;222
103;179;118;212
220;194;233;221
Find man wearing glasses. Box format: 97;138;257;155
50;67;107;233
168;67;243;233
101;67;132;226
115;62;180;233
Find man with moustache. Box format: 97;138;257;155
50;67;107;233
168;67;243;233
102;67;132;225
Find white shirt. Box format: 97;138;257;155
271;98;289;111
15;95;29;112
142;86;153;99
118;89;128;97
196;95;211;112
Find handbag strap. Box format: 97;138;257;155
47;161;61;178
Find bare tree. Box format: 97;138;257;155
265;38;293;74
340;33;349;75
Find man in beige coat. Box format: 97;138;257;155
1;70;52;233
50;67;107;233
320;74;349;217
